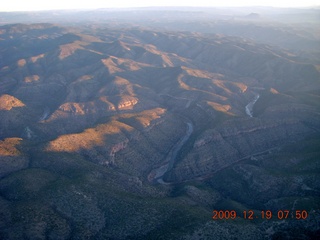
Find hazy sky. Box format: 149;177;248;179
1;0;319;11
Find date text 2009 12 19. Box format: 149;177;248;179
212;210;308;220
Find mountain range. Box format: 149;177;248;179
0;8;319;239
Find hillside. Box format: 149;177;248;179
0;11;319;239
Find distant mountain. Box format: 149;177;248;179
245;12;261;19
0;15;319;239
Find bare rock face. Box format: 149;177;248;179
0;94;25;110
116;97;138;109
0;138;29;178
0;95;36;138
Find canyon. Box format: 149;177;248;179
0;7;320;239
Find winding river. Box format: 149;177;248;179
148;92;260;183
39;106;50;121
148;120;194;184
245;93;260;117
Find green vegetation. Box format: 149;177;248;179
0;14;319;239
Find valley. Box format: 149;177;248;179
0;7;320;239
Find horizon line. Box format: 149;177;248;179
1;5;320;13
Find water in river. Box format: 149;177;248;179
245;94;260;117
148;121;193;184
